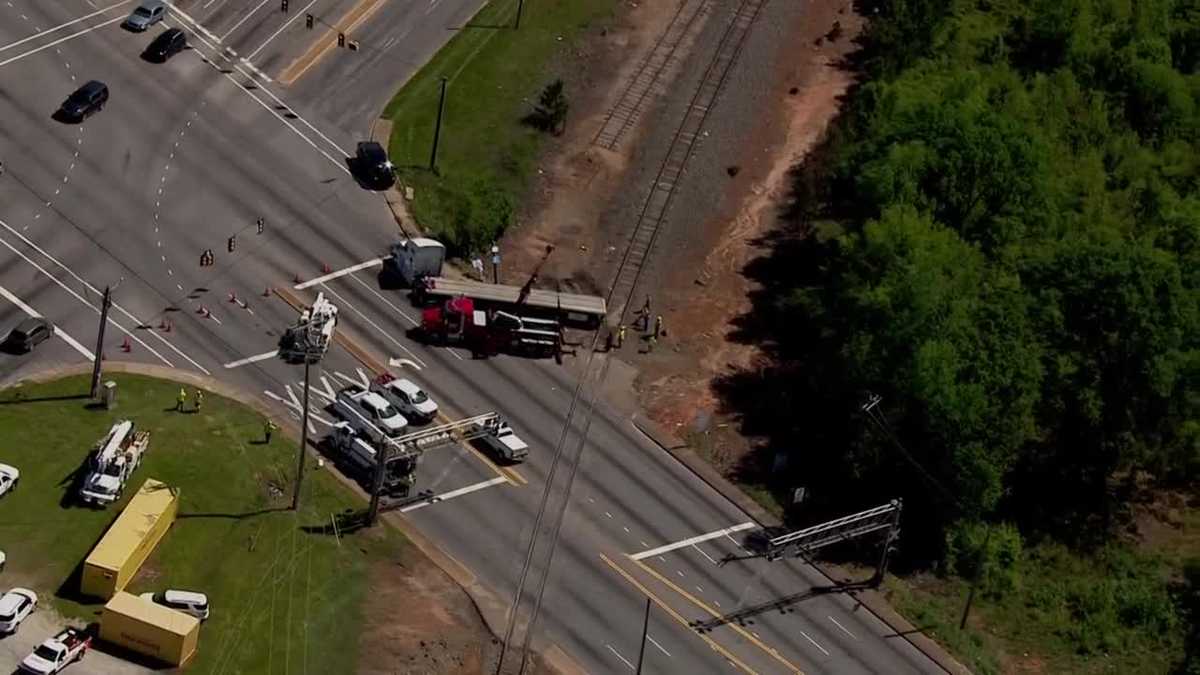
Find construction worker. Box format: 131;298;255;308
176;387;187;412
193;389;204;413
264;419;277;444
655;314;664;338
647;333;658;353
617;324;626;348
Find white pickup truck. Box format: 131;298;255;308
19;627;90;674
333;386;408;441
476;417;528;462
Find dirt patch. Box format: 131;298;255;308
635;5;863;444
500;0;703;290
357;552;491;675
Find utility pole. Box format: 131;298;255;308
292;357;311;511
959;524;993;629
635;598;650;674
89;286;112;399
367;440;392;525
429;77;448;173
514;0;525;29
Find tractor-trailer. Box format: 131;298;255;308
415;277;605;328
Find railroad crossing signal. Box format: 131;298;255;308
227;235;237;253
305;13;314;29
337;32;345;48
281;0;288;12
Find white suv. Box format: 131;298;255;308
0;588;37;633
140;590;209;621
378;378;438;423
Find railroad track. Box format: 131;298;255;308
605;0;768;320
592;0;712;150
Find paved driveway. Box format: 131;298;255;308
0;609;151;675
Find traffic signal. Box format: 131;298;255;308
227;236;236;253
281;0;288;12
337;32;345;47
256;217;265;235
305;13;314;29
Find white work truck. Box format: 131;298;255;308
19;627;91;674
79;420;149;506
476;417;528;462
327;423;416;497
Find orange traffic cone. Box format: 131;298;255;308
229;290;238;303
121;336;131;352
263;286;272;297
321;262;331;274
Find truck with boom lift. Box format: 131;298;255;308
79;420;149;506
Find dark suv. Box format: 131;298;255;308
144;28;186;62
59;81;108;121
5;318;52;353
354;142;395;190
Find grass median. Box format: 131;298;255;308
383;0;618;254
0;373;403;672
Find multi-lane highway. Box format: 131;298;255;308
0;1;948;672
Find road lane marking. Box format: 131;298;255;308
162;2;220;42
0;16;124;68
0;285;93;360
0;0;129;54
630;557;804;674
692;543;719;565
219;0;269;40
799;631;829;657
630;522;757;560
399;476;508;512
605;644;635;671
223;349;280;368
0;230;176;368
598;554;758;675
317;283;427;369
278;0;386;84
294;257;384;289
828;616;857;640
647;634;672;658
346;272;418;326
246;0;318;59
0;219;211;374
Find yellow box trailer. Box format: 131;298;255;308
81;478;179;599
101;591;199;666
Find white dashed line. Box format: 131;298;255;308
828;616;857;639
800;631;830;656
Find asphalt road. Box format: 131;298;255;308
0;2;946;673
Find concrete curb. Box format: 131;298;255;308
629;410;973;675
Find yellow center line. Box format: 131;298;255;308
599;554;759;675
278;0;388;84
629;557;805;674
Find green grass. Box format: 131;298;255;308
383;0;618;254
0;374;403;673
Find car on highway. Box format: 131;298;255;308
57;81;107;122
123;0;166;31
0;588;38;633
4;317;53;352
0;464;18;498
144;28;186;62
139;589;209;621
375;377;438;423
354;141;395;189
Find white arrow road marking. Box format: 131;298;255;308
0;285;94;360
630;522;758;560
265;389;333;433
355;367;372;388
399;477;509;513
223;349;279;368
388;357;422;370
313;375;337;403
334;371;361;388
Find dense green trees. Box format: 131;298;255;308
725;0;1199;571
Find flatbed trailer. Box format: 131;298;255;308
416;277;606;328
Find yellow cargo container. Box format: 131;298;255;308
81;479;179;599
101;591;199;666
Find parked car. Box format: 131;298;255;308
0;464;18;498
354;141;395;189
0;588;37;633
123;0;166;31
5;317;52;352
139;590;209;621
144;27;186;61
58;81;107;122
375;378;438;423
